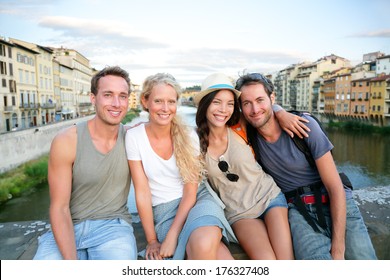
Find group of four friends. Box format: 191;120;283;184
33;66;377;260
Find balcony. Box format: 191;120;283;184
3;106;15;113
19;103;39;110
79;102;92;107
40;102;56;109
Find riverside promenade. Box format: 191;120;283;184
0;186;389;260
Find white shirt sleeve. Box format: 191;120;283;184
125;125;142;161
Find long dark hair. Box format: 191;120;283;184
196;90;241;156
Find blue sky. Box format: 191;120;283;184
1;0;389;87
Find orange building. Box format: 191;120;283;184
335;73;352;118
323;77;336;116
350;77;371;121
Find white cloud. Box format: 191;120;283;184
350;29;390;38
38;16;168;49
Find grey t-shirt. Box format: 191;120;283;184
71;122;132;225
256;115;333;193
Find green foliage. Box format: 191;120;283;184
24;159;48;184
121;109;139;124
328;121;390;135
184;85;201;91
0;155;49;204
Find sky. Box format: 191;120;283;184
0;0;389;87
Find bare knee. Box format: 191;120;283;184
186;227;222;259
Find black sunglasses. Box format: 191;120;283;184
235;73;274;93
218;158;239;182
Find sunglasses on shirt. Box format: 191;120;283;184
218;157;239;182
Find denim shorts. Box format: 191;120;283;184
259;192;288;219
33;218;137;260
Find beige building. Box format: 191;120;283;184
12;40;40;129
376;55;390;76
295;55;351;113
129;83;141;109
9;39;58;125
52;48;93;117
52;60;62;120
274;64;301;110
0;38;17;132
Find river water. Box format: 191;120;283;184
0;106;389;223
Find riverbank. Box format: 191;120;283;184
0;110;139;206
352;186;390;260
0;185;388;260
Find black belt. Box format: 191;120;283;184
285;183;327;233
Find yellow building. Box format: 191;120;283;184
370;74;390;126
12;40;40;128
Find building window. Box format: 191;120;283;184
9;80;16;93
0;61;7;74
372;105;376;111
0;44;5;56
2;78;6;87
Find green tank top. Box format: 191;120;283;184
70;121;132;225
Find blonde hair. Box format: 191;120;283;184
140;73;204;183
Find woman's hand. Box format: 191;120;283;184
159;231;178;259
145;240;162;260
275;110;310;139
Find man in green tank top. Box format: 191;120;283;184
34;66;137;260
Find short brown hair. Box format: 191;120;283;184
90;66;131;95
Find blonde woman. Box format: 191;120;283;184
126;73;236;260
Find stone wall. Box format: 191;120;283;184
0;116;93;174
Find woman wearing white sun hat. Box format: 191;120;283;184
195;73;304;259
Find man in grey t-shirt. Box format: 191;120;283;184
33;66;137;260
236;72;376;260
